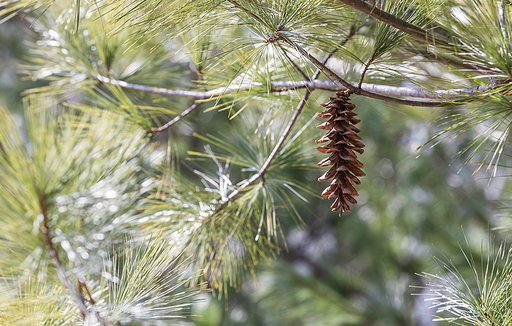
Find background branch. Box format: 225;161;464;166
39;194;89;319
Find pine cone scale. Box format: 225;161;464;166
316;91;364;216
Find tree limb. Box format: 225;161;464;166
98;75;481;105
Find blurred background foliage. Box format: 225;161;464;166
1;0;512;325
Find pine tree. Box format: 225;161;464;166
1;0;512;325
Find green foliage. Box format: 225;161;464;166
0;0;56;24
438;0;512;78
0;276;80;326
423;94;512;176
420;241;512;326
253;262;363;326
20;2;180;98
94;237;206;325
0;100;206;323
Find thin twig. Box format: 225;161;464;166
98;76;481;103
214;90;311;212
78;277;96;305
150;102;202;134
39;193;89;319
358;54;376;90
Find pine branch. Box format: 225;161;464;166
97;75;481;105
93;2;480;109
207;0;474;109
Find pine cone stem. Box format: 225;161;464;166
316;91;365;216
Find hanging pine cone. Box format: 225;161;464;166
316;90;365;216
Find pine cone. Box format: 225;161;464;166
316;91;365;215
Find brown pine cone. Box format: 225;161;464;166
316;91;365;215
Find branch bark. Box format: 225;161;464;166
98;76;481;105
39;194;123;326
